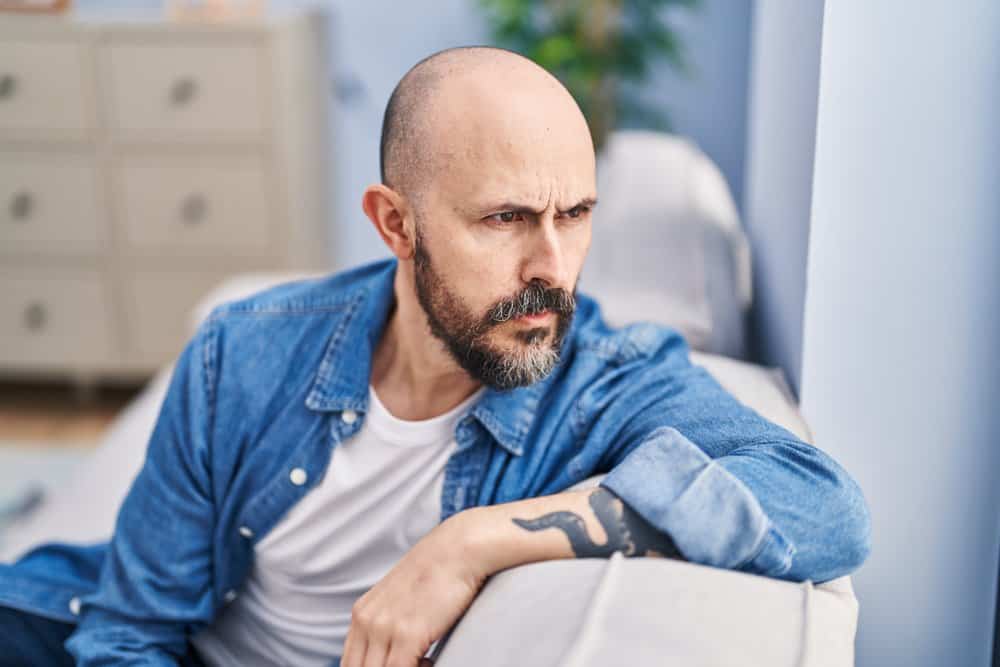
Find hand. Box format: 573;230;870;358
341;510;489;667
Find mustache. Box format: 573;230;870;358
485;282;576;324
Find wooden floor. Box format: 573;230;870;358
0;380;141;448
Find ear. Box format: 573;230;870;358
362;184;416;260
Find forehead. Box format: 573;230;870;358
427;89;597;209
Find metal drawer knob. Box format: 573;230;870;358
169;77;198;107
179;193;208;225
0;74;16;100
23;301;47;332
9;190;33;221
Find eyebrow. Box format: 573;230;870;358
479;197;599;216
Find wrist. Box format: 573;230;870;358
445;505;501;582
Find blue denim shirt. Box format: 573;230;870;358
0;258;870;664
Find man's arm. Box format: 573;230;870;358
457;485;684;577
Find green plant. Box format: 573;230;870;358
478;0;699;151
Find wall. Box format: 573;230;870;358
800;1;1000;665
741;1;824;394
638;0;753;213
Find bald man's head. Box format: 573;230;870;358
378;46;589;203
364;46;597;390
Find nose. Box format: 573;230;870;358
520;219;565;288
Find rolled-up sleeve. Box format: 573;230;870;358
599;426;796;576
591;330;871;583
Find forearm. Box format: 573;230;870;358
459;486;684;579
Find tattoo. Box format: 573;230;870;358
511;487;684;560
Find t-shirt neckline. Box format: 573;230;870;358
364;384;486;447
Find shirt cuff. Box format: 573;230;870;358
598;426;795;577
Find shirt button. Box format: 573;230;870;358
341;409;358;424
68;596;81;616
224;589;238;603
239;526;254;538
289;468;308;486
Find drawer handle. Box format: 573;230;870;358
23;302;47;332
8;190;33;221
169;77;199;107
0;74;16;101
179;193;208;225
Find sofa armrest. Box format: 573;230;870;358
436;549;857;667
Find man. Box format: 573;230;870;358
0;47;870;666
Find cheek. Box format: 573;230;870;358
449;243;521;305
440;258;509;318
424;227;483;285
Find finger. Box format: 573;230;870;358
342;626;365;667
362;634;388;667
386;640;420;667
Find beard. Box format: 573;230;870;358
412;227;576;391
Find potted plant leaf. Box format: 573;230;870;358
478;0;699;151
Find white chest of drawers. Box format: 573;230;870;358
0;10;332;383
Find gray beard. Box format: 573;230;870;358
411;236;574;390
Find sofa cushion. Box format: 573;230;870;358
580;131;753;357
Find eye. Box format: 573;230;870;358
487;211;524;224
563;205;591;219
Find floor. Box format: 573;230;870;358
0;380;141;449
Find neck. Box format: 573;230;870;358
370;268;483;421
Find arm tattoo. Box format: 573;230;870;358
511;487;685;560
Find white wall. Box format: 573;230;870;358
800;2;1000;665
742;1;824;395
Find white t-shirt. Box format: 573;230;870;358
191;384;485;666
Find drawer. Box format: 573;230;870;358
0;40;92;135
0;153;103;252
104;40;268;138
115;156;274;253
124;268;239;365
0;267;114;369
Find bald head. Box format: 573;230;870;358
379;46;592;203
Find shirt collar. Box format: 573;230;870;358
303;258;553;457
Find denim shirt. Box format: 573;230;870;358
0;258;870;664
